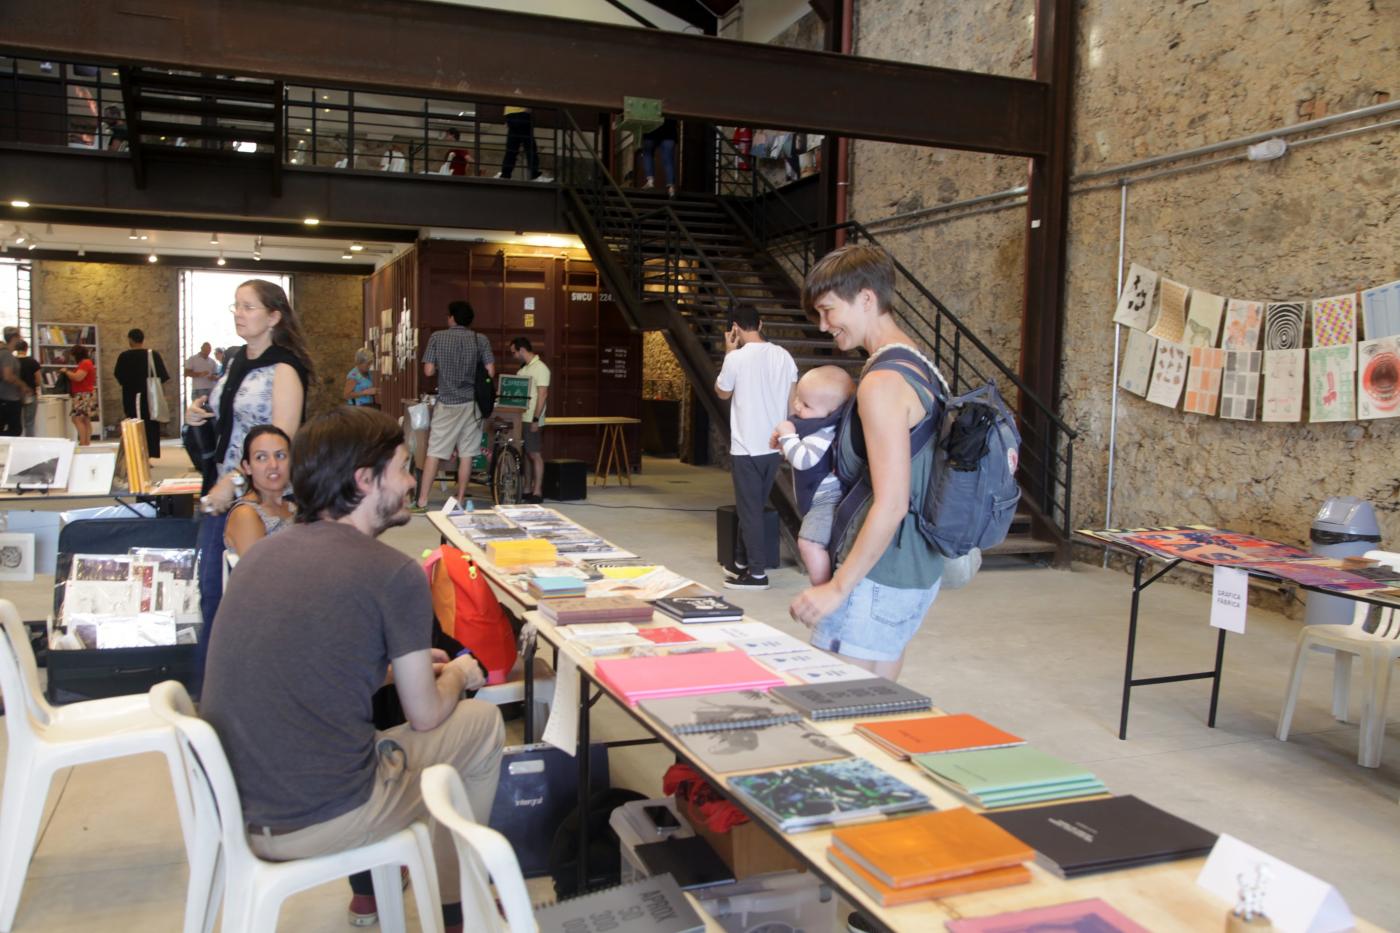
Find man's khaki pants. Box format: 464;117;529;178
250;699;505;907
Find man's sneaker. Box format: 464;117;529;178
533;173;555;183
409;504;429;515
348;894;379;927
492;171;505;179
725;572;770;591
720;560;746;580
522;493;543;504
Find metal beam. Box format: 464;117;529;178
12;247;373;275
0;0;1049;157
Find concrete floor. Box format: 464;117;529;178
2;452;1398;930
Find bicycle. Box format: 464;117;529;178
483;414;534;506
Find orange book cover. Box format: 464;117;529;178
831;808;1032;888
826;848;1031;907
855;713;1024;759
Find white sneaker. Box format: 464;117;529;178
492;172;504;179
533;173;554;183
642;177;655;189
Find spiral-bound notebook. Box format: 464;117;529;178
534;872;703;933
640;689;802;734
771;677;932;720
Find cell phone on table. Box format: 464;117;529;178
644;804;681;834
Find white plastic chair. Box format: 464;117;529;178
474;654;554;736
420;764;535;933
1277;550;1400;768
0;599;194;933
148;680;444;933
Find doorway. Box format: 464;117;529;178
178;270;291;414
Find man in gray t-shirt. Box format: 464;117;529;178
201;407;503;933
414;299;495;511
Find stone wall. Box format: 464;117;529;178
851;1;1399;569
31;261;365;437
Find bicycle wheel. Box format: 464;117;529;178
492;444;524;506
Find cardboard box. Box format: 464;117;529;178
679;794;803;879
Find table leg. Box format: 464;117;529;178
522;630;537;744
614;425;632;486
1119;556;1145;740
593;426;608;486
1207;627;1227;728
576;667;591;891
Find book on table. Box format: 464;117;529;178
826;849;1031;907
770;677;932;720
911;745;1106;808
632;835;736;891
594;651;785;705
652;594;744;623
527;576;588;599
677;721;852;774
533;872;703;933
984;795;1217;878
829;807;1032;888
640;689;803;734
538;595;656;625
855;713;1025;760
555;622;640;640
946;898;1150;933
566;634;654;657
636;627;696;645
726;757;930;832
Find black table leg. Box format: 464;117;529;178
522;629;537;743
1207;627;1228;727
1119;556;1145;740
576;667;591;891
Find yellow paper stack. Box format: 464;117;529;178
120;418;152;494
486;538;557;570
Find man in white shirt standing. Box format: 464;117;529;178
715;307;797;590
184;341;218;401
511;337;550;504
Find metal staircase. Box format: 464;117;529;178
559;117;1075;563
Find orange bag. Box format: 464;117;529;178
427;545;518;684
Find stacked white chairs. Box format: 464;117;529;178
148;680;443;933
1277;550;1400;768
0;599;195;933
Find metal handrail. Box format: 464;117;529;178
560;110;638;221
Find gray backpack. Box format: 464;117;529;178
833;347;1021;559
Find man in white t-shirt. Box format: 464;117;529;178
184;342;218;400
714;308;797;590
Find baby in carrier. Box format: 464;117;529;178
770;365;856;585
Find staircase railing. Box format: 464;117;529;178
711;129;1078;541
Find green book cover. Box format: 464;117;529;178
913;746;1099;795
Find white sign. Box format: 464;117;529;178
541;652;580;756
1197;834;1353;933
524;296;535;311
1210;565;1248;633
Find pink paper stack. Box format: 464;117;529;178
594;651;785;705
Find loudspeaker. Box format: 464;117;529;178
543;459;588;501
716;504;780;572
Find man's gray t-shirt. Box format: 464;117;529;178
201;520;433;829
0;347;20;402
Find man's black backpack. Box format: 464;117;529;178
473;332;495;418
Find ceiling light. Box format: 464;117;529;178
234;141;257;153
111;71;118;77
77;246;85;257
148;253;158;263
14;230;26;245
349;242;364;252
302;127;311;134
253;251;262;261
10;200;29;208
27;241;38;250
341;252;353;260
140;233;148;241
216;253;226;266
303;217;320;226
210;233;219;245
321;94;329;100
128;229;139;240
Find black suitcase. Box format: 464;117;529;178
46;517;200;705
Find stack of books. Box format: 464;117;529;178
594;651;784;705
912;746;1107;809
554;622;650;657
486;537;557;569
726;758;929;832
770;678;932;721
537;596;656;625
652;595;744;623
825;808;1033;906
855;714;1024;760
528;576;588;600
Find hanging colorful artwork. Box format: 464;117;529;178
1356;337;1400;420
1117;327;1157;397
1221;299;1263;351
1148;278;1189;343
1360;280;1400;339
1261;348;1305;423
1310;293;1357;347
1263;301;1305;350
1145;341;1188;408
1112;263;1159;330
1184;290;1225;348
1183;346;1224;415
1308;344;1356;422
1218;350;1261;421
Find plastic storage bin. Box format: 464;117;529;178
609;797;695;884
697;870;838;933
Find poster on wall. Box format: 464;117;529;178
1145;341;1188;409
1184;291;1226;348
1112;263;1159;330
1360;280;1400;339
1218;350;1261;421
1117;327;1157;397
1222;299;1263;350
1311;293;1357;347
1261;348;1305;423
1183;346;1224;416
1308;344;1356;422
1356;337;1400;420
1148;278;1190;343
1263;301;1305;350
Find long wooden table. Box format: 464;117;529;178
430;511;1377;932
541;416;641;487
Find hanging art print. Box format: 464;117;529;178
1218;351;1261;421
1112;263;1158;331
1183;346;1224;416
1264;301;1305;350
1261;348;1305;423
1118;328;1157;397
1145;341;1188;409
1308;344;1356;422
1148;278;1189;344
1311;293;1357;347
1356;337;1400;420
1184;290;1226;348
1360;280;1400;340
1221;299;1263;351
